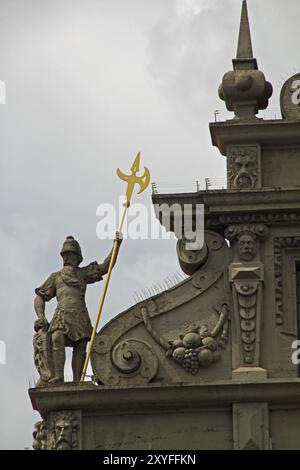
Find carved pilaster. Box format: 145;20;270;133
226;224;268;368
233;403;270;450
227;145;261;190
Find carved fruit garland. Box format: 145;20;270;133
141;304;229;375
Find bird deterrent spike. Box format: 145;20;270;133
145;287;152;298
142;289;148;299
137;290;143;301
134;291;139;302
150;286;155;296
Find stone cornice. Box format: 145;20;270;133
152;188;300;231
210;119;300;156
153;187;300;206
29;379;300;418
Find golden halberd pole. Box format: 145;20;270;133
81;152;150;381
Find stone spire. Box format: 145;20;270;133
236;0;253;60
218;0;272;121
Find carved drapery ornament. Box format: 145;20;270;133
226;224;269;366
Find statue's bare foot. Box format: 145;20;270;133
35;378;47;388
48;376;63;384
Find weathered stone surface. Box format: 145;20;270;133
29;379;300;449
30;0;300;450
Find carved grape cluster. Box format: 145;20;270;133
183;348;199;375
167;330;221;375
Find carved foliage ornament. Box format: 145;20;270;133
141;303;229;375
226;224;268;241
32;420;47;450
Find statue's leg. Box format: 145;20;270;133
50;330;66;383
72;339;88;382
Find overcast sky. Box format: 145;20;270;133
1;0;299;449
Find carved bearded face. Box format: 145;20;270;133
237;234;257;261
233;155;255;189
54;418;73;450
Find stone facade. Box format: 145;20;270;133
29;1;300;450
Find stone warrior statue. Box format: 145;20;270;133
34;234;122;385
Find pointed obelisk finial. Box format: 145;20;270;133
236;0;253;59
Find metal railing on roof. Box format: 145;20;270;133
152;181;201;194
205;178;227;190
152;179;227;194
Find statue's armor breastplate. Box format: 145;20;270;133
55;271;87;311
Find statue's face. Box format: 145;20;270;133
62;252;81;267
55;418;72;450
238;234;256;261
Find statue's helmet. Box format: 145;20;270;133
60;236;83;263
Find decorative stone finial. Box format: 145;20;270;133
236;0;253;61
218;0;273;121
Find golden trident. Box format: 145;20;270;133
81;152;150;381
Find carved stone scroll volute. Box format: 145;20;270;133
225;224;269;369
